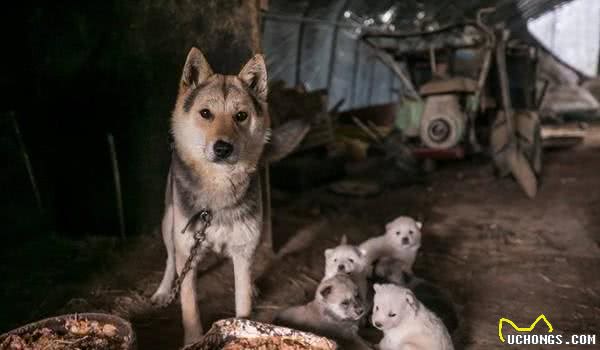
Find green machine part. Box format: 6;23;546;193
395;98;424;137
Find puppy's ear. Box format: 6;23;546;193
340;235;348;245
239;54;268;101
319;285;333;299
324;249;333;258
357;247;367;257
180;47;213;93
416;221;423;230
384;221;394;233
405;291;420;315
373;284;383;293
262;119;310;163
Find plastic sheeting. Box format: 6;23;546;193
528;0;600;76
262;0;402;111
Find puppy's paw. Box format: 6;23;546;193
150;290;172;307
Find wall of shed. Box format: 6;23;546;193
0;0;261;236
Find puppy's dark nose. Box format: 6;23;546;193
338;264;345;272
374;321;382;328
402;237;410;245
213;140;233;159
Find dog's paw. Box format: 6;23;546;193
150;290;172;307
184;331;203;346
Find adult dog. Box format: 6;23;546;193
152;47;308;344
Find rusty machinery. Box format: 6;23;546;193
362;8;543;197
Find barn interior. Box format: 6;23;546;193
1;0;599;349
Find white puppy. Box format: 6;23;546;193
372;284;453;350
360;216;422;274
323;235;369;305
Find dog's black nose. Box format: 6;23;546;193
402;237;410;245
338;264;345;271
213;140;233;159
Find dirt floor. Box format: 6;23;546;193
2;128;600;349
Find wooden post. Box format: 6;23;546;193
108;133;126;239
9;111;44;215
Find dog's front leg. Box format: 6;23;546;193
231;253;252;318
176;251;204;344
152;169;177;305
151;203;176;305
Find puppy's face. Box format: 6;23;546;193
324;245;367;278
384;216;422;248
317;275;365;322
172;48;269;170
371;284;418;330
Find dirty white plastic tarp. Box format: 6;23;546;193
528;0;600;77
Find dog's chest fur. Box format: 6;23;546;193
172;152;262;257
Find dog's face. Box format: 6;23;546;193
384;216;422;248
371;284;418;330
324;238;367;278
172;48;270;171
317;275;365;322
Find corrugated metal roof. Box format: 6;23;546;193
343;0;574;32
261;0;576;111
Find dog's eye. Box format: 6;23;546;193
388;312;396;317
396;231;401;236
375;306;379;311
333;258;337;262
234;111;248;122
409;230;414;235
199;109;212;119
349;258;354;264
341;300;350;307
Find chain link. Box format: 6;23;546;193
163;209;212;306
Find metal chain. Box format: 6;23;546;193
163;209;212;306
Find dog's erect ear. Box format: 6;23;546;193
340;235;348;245
324;249;333;259
416;221;423;230
180;47;213;92
373;284;383;293
262;119;310;163
239;54;268;101
319;285;333;300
